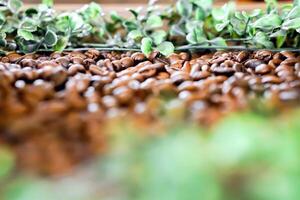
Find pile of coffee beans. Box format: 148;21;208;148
0;49;300;174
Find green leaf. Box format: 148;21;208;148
265;0;278;13
7;0;23;13
128;30;143;40
285;6;300;19
195;7;205;20
253;14;282;31
190;0;213;11
0;32;6;47
81;2;102;20
215;21;229;32
42;0;53;7
17;29;34;41
156;41;174;56
53;37;68;52
0;147;15;178
146;15;163;29
276;35;286;48
19;19;37;32
44;30;57;46
282;18;300;30
253;31;274;48
110;11;123;22
141;37;153;56
123;21;138;31
209;37;227;46
176;0;192;17
151;30;167;45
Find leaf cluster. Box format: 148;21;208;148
0;0;300;55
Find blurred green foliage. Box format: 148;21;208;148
1;108;300;200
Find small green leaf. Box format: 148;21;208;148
151;30;167;45
53;37;68;52
146;15;163;29
282;18;300;30
42;0;53;7
128;30;143;40
176;0;192;17
0;32;7;47
156;41;174;56
276;35;286;48
253;32;274;48
190;0;213;11
8;0;23;13
209;37;227;46
17;29;34;41
195;7;205;20
141;37;153;56
253;14;282;31
44;30;57;46
123;21;138;31
19;19;37;32
81;2;102;20
285;6;300;19
110;11;123;22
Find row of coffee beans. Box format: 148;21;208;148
0;49;299;174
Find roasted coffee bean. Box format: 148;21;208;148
113;86;133;104
280;51;295;59
233;63;243;72
236;51;249;62
190;71;211;81
71;56;84;64
170;71;190;84
255;50;272;62
131;52;146;62
21;58;37;68
120;57;134;68
212;67;235;76
255;64;272;74
68;64;85;75
7;53;22;63
245;59;265;69
55;56;70;68
261;75;282;84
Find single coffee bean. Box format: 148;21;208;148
236;51;249;62
120;57;134;68
190;71;210;81
131;52;146;62
261;75;282;84
245;59;265;69
255;64;272;74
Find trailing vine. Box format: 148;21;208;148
0;0;300;56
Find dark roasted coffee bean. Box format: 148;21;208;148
280;51;295;59
212;67;235;76
21;58;37;68
190;71;210;81
68;64;85;76
233;63;243;72
236;51;248;62
245;59;265;69
255;50;272;62
131;52;146;62
255;64;272;74
170;71;190;84
261;75;282;84
120;57;134;68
